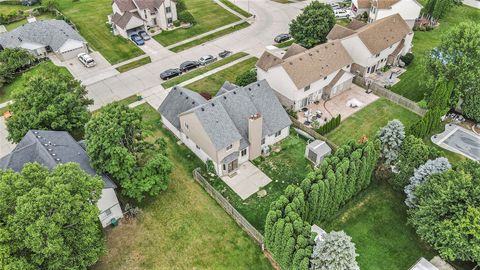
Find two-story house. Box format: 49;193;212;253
111;0;177;38
158;80;292;176
0;130;123;228
256;41;355;111
351;0;422;29
327;14;413;76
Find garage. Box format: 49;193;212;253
331;73;355;97
57;40;89;61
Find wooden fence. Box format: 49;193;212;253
290;116;339;151
354;77;427;116
192;168;281;269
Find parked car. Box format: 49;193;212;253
334;9;350;19
329;3;341;9
218;50;232;58
179;61;200;72
130;34;144;46
160;68;182;80
77;53;96;68
274;33;291;43
199;55;217;65
138;30;151;41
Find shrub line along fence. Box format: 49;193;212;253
289;116;339;151
191;168;281;270
353;77;427;116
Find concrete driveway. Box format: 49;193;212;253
221;161;271;200
138;39;174;61
0;117;15;158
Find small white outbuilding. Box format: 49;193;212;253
305;140;332;166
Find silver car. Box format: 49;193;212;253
199;55;217;65
78;53;96;68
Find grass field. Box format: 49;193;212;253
5;13;56;31
323;181;435;270
218;0;252;17
390;4;480;101
326;98;421;145
153;0;240;46
169;22;249;52
0;61;71;103
185;57;257;95
0;3;34;14
55;0;144;64
92;103;272;269
161;52;248;88
116;57;152;73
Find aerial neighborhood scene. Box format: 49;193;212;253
0;0;479;268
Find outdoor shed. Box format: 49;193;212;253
305;140;332;166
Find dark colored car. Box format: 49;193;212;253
274;33;291;43
130;34;144;46
218;50;232;58
179;61;200;72
160;68;182;80
138;30;151;41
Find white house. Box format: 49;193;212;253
351;0;422;28
256;41;355;111
111;0;177;38
0;20;88;61
158;80;292;176
0;130;123;228
327;14;413;76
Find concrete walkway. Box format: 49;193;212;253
221;162;272;200
213;0;250;20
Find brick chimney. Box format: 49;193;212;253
248;113;263;160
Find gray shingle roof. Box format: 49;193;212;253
215;81;238;97
0;130;116;189
0;20;85;52
307;140;332;158
113;0;137;12
112;12;143;29
159;80;292;151
158;86;207;130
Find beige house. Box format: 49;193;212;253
110;0;177;38
158;80;292;176
351;0;422;29
327;14;413;76
256;41;355;111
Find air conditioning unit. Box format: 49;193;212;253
261;145;270;157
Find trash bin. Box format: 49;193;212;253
110;217;118;227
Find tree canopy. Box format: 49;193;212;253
311;231;359;270
289;1;336;48
6;65;92;143
378;119;405;164
0;163;105;270
85;103;172;202
409;160;480;263
426;23;480;121
0;48;36;87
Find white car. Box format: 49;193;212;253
198;55;217;65
334;9;350;19
77;53;96;68
329;3;341;10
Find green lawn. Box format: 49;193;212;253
93;103;272;269
55;0;144;64
5;13;57;31
0;61;71;103
326;98;421;145
153;0;240;46
323;181;435;270
161;52;248;88
170;22;249;52
185;57;257;95
218;0;252;17
390;4;480;102
116;57;152;73
0;3;34;14
274;39;294;48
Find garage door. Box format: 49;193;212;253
58;46;88;61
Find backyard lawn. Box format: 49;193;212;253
55;0;144;64
5;13;56;31
153;0;241;46
326;98;421;145
184;57;257;95
93;103;272;269
322;181;435;270
390;4;480;102
0;61;71;103
0;3;34;14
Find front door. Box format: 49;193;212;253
227;159;238;173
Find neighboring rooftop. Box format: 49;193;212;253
409;258;439;270
111;11;143;29
0;130;116;189
0;20;85;52
113;0;167;12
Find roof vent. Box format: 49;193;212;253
52;153;56;156
223;96;227;99
233;91;236;94
48;148;53;152
299;57;302;61
201;108;205;111
179;91;183;95
308;53;312;56
257;83;260;87
33;131;39;134
248;88;251;91
55;158;61;162
192;101;195;105
36;135;41;138
44;143;48;146
185;96;189;99
211;103;215;107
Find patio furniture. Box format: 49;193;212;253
304;120;311;125
316;110;322;118
301;107;308;112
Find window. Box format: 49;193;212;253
275;130;282;137
375;53;380;58
241;149;247;156
261;138;265;145
347;64;350;68
101;208;112;219
167;18;173;24
304;85;310;91
184;122;189;130
223;164;226;170
166;6;171;13
226;144;233;151
144;10;147;17
196;145;200;150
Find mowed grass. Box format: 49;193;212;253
55;0;144;64
326;98;421;145
323;181;435;270
0;61;71;103
218;0;252;17
390;4;480;101
0;3;33;14
153;0;240;46
93;103;272;269
5;13;56;31
115;57;152;73
185;57;257;95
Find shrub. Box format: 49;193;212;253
173;20;181;27
176;0;187;12
316;114;341;135
400;53;414;66
235;69;257;86
178;10;196;25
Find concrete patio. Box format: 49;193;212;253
297;85;379;126
221;161;272;200
365;66;406;87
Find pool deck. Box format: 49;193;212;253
432;124;480;161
